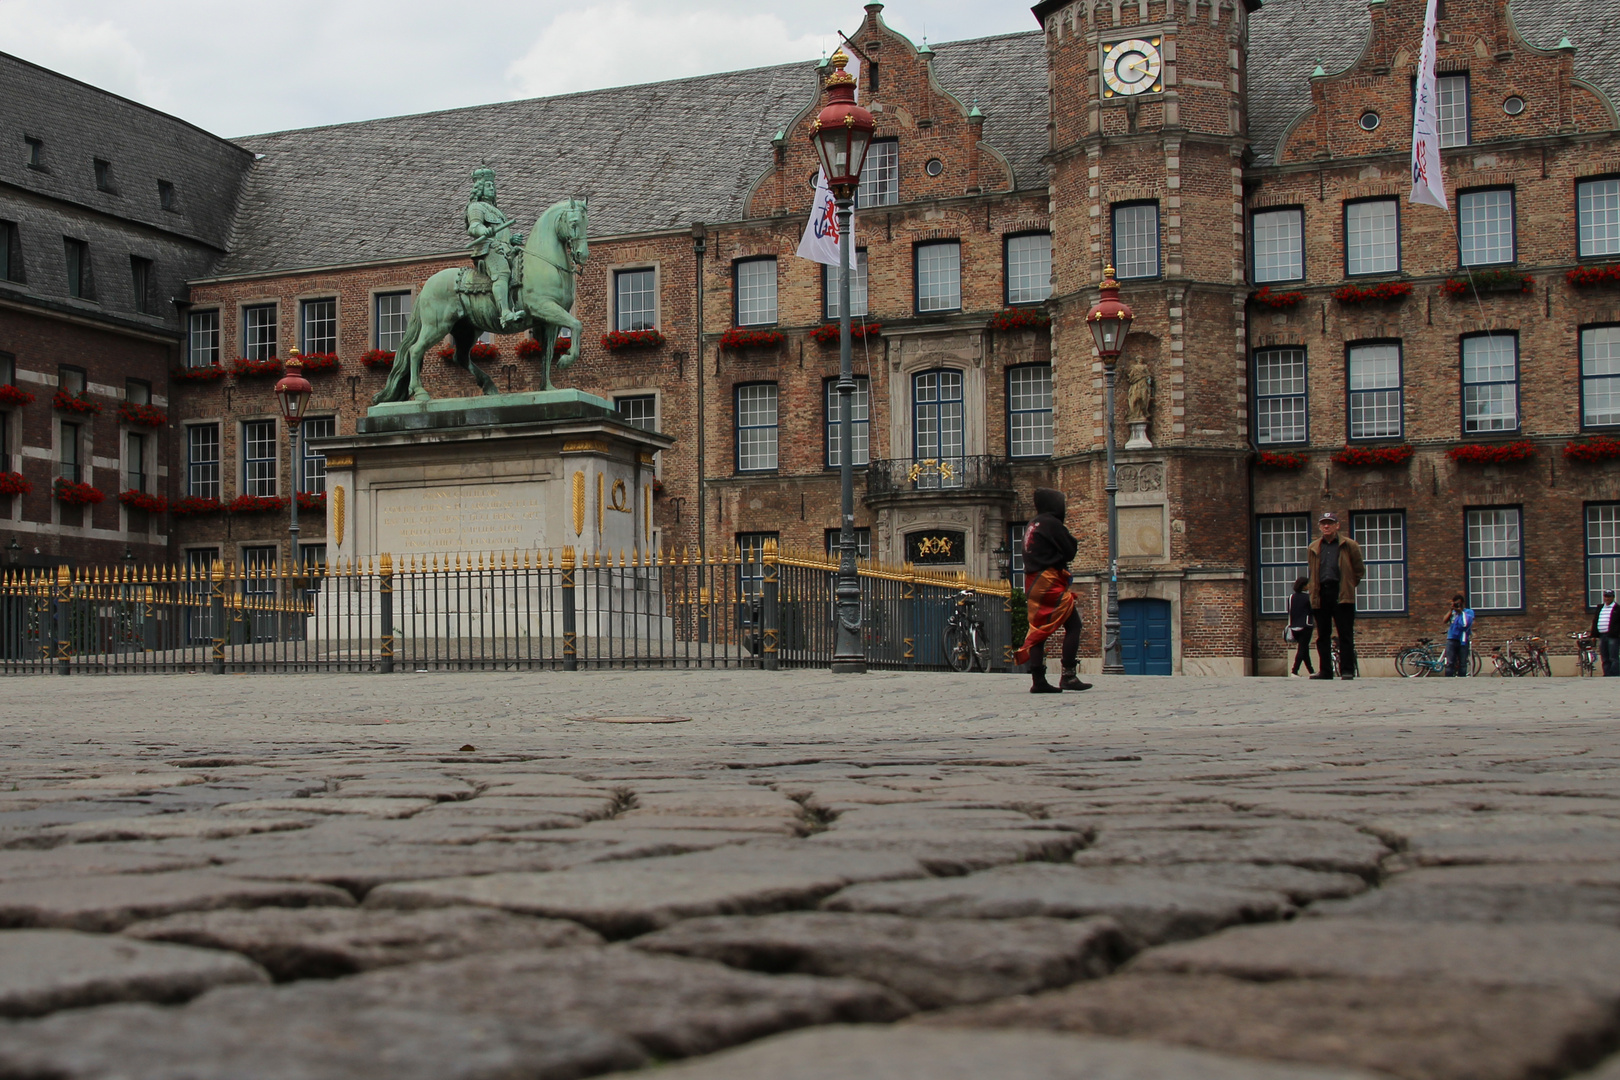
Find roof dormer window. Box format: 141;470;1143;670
158;180;176;211
94;159;117;194
24;136;44;171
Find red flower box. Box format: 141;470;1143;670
987;308;1051;332
0;384;35;406
1568;264;1620;289
1250;287;1305;309
1332;281;1413;304
469;342;501;363
809;322;882;345
1257;450;1308;469
171;363;227;382
118;402;167;428
1564;436;1620;463
601;329;666;351
1441;271;1533;297
231;357;283;378
1332;444;1414;466
296;490;327;511
118;490;167;513
435;345;456;362
516;337;571;359
299;353;341;374
720;328;785;350
228;494;290;514
52;389;103;415
359;349;395;370
0;472;31;497
169;496;224;517
1447;440;1535;465
52;479;104;505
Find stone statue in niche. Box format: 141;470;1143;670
1124;361;1154;449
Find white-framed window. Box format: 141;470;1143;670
915;241;961;313
824;376;870;468
243;304;277;361
736;531;780;599
1459;189;1515;266
824;249;869;319
615;394;657;432
125;431;147;493
1348;343;1403;440
1586;503;1620;608
1437;73;1470;148
301;298;336;354
856;140;898;208
188;310;219;368
1112;203;1160;279
735;258;777;326
1251;208;1304;283
1258;515;1311;616
186;424;219;499
301;416;335;494
242;418;278;497
1582;326;1620;428
1345;200;1400;276
1005;233;1053;304
1352;511;1407;614
1462;333;1518;433
1466;507;1523;612
58;420;81;484
375;292;411;352
735;383;778;472
824;528;872;560
615;268;656;331
1007;364;1054;458
1007;522;1027;590
1578;178;1620;258
1255;348;1308;445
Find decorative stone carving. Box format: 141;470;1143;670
1116;463;1164;493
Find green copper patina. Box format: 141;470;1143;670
374;172;589;403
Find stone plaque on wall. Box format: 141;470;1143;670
1117;505;1166;559
375;484;546;555
906;529;966;565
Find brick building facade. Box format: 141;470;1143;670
4;0;1618;672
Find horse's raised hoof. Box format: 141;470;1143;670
411;389;432;403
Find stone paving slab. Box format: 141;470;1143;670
1071;821;1390;877
216;846;568;898
0;929;269;1018
121;905;601;979
916;972;1617;1080
0;870;355;932
0;846;212;882
633;912;1129;1008
823;863;1293;946
806;827;1088;875
594;1025;1389;1080
1308;863;1620;924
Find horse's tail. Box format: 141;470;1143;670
395;305;425;358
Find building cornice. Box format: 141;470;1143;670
0;287;182;345
1250;129;1620;181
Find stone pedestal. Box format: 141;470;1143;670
1125;422;1153;449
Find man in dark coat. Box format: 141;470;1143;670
1015;488;1090;693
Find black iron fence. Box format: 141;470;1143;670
0;545;1012;675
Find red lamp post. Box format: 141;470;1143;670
1085;268;1135;675
273;348;314;568
810;50;875;674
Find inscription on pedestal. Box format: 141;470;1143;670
376;485;546;554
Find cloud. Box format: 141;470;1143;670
0;0;168;106
505;3;828;99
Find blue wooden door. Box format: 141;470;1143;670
1119;598;1173;675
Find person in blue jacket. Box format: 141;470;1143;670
1445;593;1474;677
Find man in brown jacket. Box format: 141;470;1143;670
1306;512;1366;679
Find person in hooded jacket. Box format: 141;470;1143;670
1014;487;1091;693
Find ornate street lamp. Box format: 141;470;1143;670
1086;267;1134;675
273;349;314;570
810;50;875;675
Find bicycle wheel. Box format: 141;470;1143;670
1469;650;1483;677
1394;647;1429;678
943;625;974;672
1535;653;1552;677
970;625;992;672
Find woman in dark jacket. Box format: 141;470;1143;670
1014;488;1090;693
1287;575;1314;677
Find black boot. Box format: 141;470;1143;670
1029;665;1061;694
1059;667;1091;691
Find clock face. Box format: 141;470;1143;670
1102;38;1163;97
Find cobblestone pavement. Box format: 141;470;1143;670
2;669;1620;1079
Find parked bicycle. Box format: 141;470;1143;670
1491;634;1552;677
943;589;991;672
1394;637;1482;678
1571;631;1598;677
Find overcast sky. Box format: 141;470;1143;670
1;1;1037;137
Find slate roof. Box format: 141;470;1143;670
215;33;1051;278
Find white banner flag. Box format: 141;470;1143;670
1409;0;1448;209
796;47;859;266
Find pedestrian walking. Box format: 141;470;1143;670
1287;576;1314;677
1592;588;1620;676
1014;487;1090;693
1307;512;1365;680
1444;593;1474;677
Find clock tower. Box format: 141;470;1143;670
1037;0;1257;676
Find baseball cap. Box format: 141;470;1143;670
1318;512;1339;524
